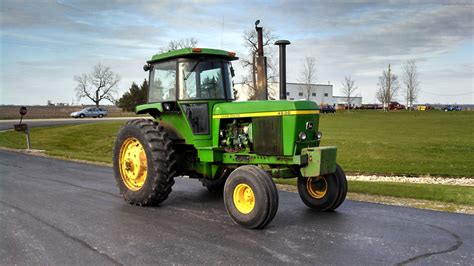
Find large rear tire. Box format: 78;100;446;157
113;119;176;205
297;164;347;211
223;165;278;229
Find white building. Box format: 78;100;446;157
235;82;362;108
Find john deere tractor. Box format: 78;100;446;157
113;47;347;229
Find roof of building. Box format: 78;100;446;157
267;81;333;87
333;96;362;99
148;48;238;63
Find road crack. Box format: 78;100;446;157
0;200;122;265
395;219;463;265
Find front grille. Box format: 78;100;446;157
252;117;283;156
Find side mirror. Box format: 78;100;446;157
230;66;235;77
143;64;153;72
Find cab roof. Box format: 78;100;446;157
148;48;238;63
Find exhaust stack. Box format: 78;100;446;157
274;40;290;100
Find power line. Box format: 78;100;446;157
419;89;473;96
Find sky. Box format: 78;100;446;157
0;0;473;105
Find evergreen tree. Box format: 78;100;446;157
117;79;148;111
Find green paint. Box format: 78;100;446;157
213;100;318;115
149;48;238;63
299;147;337;177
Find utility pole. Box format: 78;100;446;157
386;64;391;112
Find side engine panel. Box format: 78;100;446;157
218;117;283;156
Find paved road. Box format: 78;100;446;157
1;150;473;265
0;117;138;131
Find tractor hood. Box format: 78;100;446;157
212;100;319;119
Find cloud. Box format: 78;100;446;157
0;0;472;104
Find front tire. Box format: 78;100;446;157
79;114;85;118
224;165;278;229
297;164;347;211
113;119;176;205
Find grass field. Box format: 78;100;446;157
0;111;473;176
319;111;474;177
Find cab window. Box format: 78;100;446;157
149;61;176;102
178;60;230;100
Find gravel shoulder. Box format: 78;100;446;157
347;175;474;186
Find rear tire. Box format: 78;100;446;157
223;165;278;229
113;119;176;205
98;114;103;118
297;164;347;211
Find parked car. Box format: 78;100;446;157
360;104;382;110
443;105;461;111
389;101;406;110
320;105;336;113
70;107;108;118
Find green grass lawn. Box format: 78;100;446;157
319;111;474;177
0;111;473;176
0;122;124;163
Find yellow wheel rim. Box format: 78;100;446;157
119;137;148;191
233;183;255;214
306;176;328;199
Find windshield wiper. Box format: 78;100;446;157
184;59;203;80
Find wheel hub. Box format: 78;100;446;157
306;176;328;199
119;137;147;191
233;183;255;214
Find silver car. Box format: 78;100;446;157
70;107;108;118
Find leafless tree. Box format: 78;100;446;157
341;75;358;112
402;60;420;111
240;28;277;100
160;38;198;52
299;57;317;100
376;65;400;112
74;63;120;107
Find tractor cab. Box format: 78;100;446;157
138;48;237;136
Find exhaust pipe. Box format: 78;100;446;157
274;40;291;100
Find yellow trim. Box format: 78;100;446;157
212;110;320;119
233;183;255;214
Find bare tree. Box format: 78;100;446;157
299;57;317;100
74;63;120;107
240;28;277;100
341;75;358;112
160;38;198;52
376;64;400;112
402;60;420;111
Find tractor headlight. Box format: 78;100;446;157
317;131;322;141
298;132;307;141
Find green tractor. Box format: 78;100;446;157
113;47;347;229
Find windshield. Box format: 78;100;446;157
148;61;176;102
178;60;234;100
